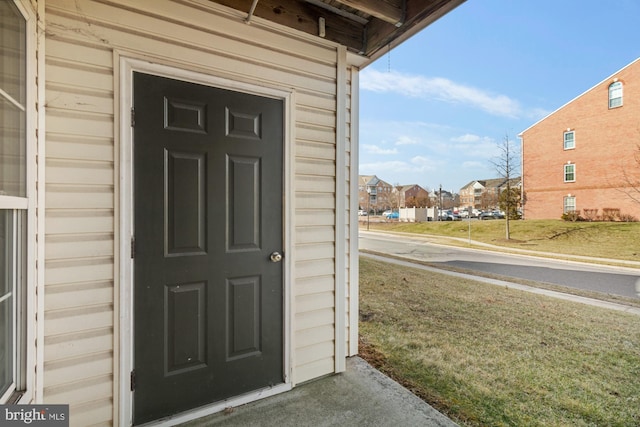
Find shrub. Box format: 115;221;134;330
582;208;598;221
561;211;583;222
619;213;638;222
602;208;621;221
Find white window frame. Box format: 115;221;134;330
609;81;623;109
563;196;576;214
0;0;37;405
564;164;576;182
563;130;575;150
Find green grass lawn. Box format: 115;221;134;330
362;219;640;262
359;257;640;426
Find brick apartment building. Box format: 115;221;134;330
520;57;640;220
459;178;521;210
358;175;395;212
394;184;430;208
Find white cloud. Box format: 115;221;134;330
361;69;522;118
451;133;482;143
410;156;435;169
360;160;411;175
526;107;553;122
395;135;421;146
363;144;398;155
461;160;485;168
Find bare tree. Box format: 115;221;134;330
490;134;520;240
618;144;640;206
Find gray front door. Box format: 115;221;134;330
132;72;284;424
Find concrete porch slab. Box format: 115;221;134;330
179;356;458;427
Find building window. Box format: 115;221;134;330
0;0;29;402
563;196;576;213
609;81;623;108
564;164;575;182
563;131;575;150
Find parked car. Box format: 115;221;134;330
480;210;504;220
441;210;461;221
383;210;399;219
358;210;367;216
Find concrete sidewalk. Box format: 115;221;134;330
180;357;459;427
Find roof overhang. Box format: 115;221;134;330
209;0;466;67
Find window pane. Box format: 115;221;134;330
563;197;575;213
0;99;26;197
0;210;15;396
0;1;26;104
565;165;575;181
564;132;574;149
0;1;27;198
609;82;622;108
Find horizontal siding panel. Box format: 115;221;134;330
295;226;335;244
43;375;113;407
296;156;336;176
295;209;334;227
294;357;334;384
296;242;334;262
295;193;334;209
296;140;336;161
295;259;334;279
296;292;334;313
45;37;113;68
45;210;113;235
45;305;113;336
296;341;334;366
45;185;113;209
295;275;335;296
297;107;336;129
44;328;113;362
44;352;112;387
47;134;114;162
46;234;113;260
296;125;336;145
70;399;113;427
295;324;334;349
45;59;113;92
45;85;114;115
45;281;113;311
295;175;335;193
297;91;335;112
46;110;114;139
46;160;113;186
295;308;334;331
45;258;113;286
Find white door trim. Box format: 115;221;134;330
117;55;294;426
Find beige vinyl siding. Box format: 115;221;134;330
44;0;348;419
43;6;115;422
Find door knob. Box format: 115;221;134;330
270;252;283;263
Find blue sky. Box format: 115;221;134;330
359;0;640;193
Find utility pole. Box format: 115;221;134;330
439;184;443;221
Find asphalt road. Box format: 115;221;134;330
359;231;640;299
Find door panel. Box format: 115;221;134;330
227;155;260;250
133;72;284;424
166;150;206;255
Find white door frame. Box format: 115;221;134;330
118;55;294;426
